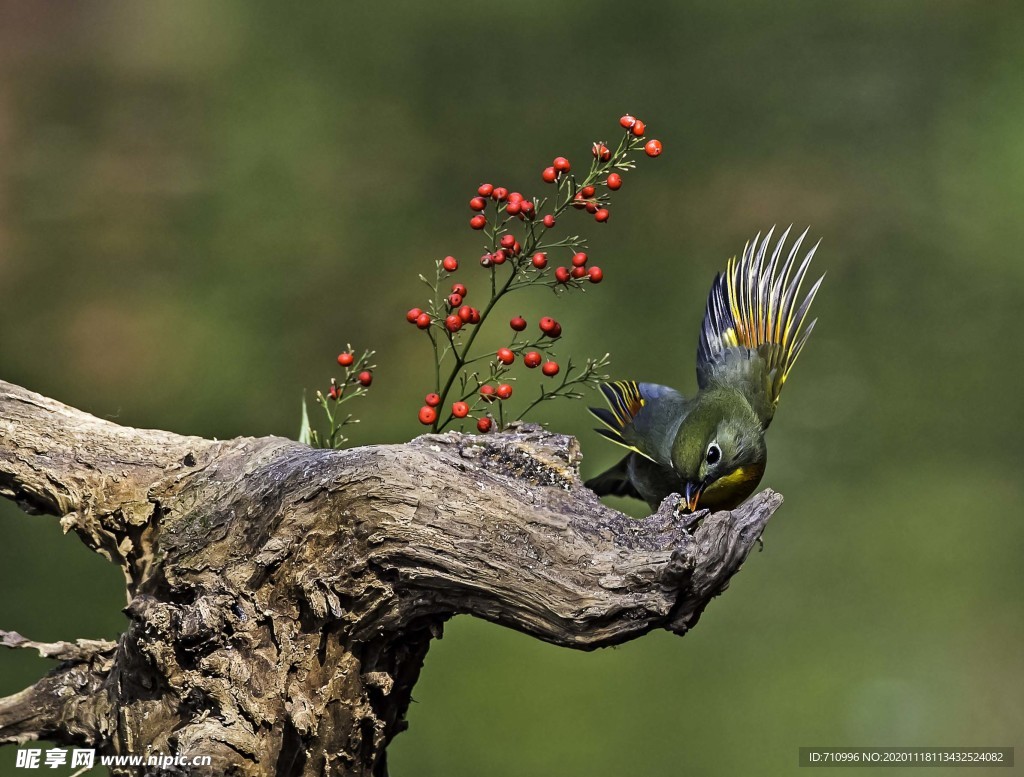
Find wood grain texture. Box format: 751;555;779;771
0;379;781;776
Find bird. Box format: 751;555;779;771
585;227;824;513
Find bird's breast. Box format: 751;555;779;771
701;462;766;511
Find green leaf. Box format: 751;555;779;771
298;393;313;446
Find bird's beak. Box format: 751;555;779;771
684;481;703;512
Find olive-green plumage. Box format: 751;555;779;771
586;227;824;512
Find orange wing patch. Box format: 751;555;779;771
698;226;824;408
588;381;652;459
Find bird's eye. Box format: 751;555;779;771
706;443;721;466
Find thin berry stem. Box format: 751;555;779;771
411;117;660;436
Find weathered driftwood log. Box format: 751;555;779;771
0;379;781;776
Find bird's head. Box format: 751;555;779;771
671;388;767;512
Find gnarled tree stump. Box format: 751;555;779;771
0;379;780;775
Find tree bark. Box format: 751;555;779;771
0;379;781;776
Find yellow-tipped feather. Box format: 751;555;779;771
588;381;651;458
697;227;824;422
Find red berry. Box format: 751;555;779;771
555;266;571;284
542;166;558;183
553;156;571;172
549;322;562;337
443;255;459;272
588;266;604;283
469;197;486;212
581;185;596;198
470;214;487;230
425;392;441;407
542;214;556;228
497;348;515;365
644;139;663;157
592;143;611;162
542;361;560;377
452;401;469;418
571;266;587;279
337;352;354;367
586;201;599;214
480;253;494;267
492;187;509;201
407;307;423;323
416;312;432;329
595;208;610;222
445;314;463;332
520;201;535;219
523;351;542;368
607;173;622;190
500;234;516;249
496;383;513;399
480;384;496;401
469;308;481;324
418;406;437;425
539;316;559;334
532;252;548;269
491;249;507;265
506;200;522;216
619;114;636;129
477;417;493;433
358;370;373;386
508;191;523;204
572;252;588;267
452;283;467;297
478;183;494;197
572;192;587;209
328;386;340;400
510;315;527;331
513;241;522;255
632;120;646;137
458;305;474;322
448;293;463;308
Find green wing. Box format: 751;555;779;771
589;380;687;465
697;226;824;427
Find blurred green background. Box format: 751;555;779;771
1;2;1022;775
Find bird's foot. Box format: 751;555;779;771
672;497;707;533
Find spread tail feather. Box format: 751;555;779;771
584;455;642;500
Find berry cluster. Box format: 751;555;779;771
301;346;375;449
406;114;662;434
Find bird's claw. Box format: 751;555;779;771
672;497;705;532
